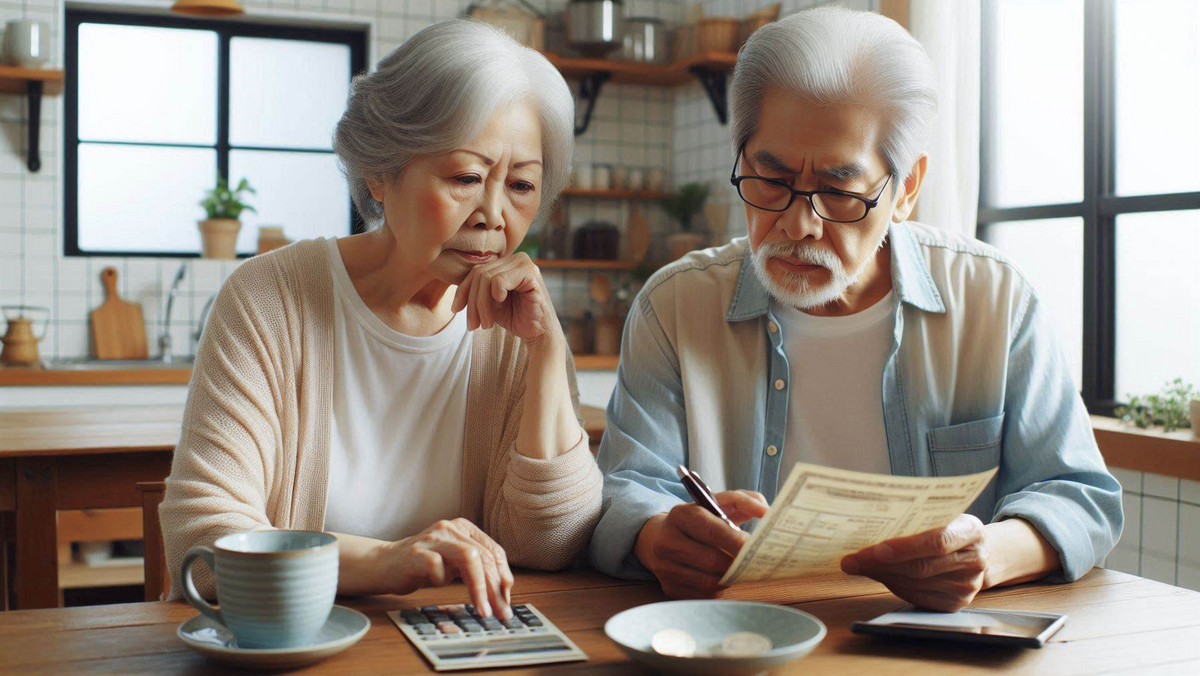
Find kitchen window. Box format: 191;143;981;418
64;10;368;257
978;0;1200;413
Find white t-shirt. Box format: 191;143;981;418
322;238;471;542
774;292;895;476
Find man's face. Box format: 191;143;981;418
741;87;895;310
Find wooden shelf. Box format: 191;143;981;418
562;188;669;200
0;66;63;172
534;259;639;271
542;51;737;134
543;52;737;86
574;354;619;370
0;66;63;95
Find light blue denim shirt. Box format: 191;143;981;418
588;220;1122;583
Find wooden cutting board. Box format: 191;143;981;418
90;267;148;360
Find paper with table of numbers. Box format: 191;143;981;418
719;462;999;585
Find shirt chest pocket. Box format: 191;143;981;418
927;413;1005;477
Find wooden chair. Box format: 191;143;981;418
136;482;168;602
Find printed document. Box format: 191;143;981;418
720;463;998;585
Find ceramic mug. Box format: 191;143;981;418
574;164;594;190
3;20;49;68
628;167;645;191
181;530;338;649
593;164;613;190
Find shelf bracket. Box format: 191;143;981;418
573;72;611;136
689;66;728;125
25;80;42;172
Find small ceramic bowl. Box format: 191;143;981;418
604;600;826;676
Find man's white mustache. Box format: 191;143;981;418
758;242;841;271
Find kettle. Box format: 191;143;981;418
1;305;49;366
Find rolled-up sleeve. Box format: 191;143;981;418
991;291;1123;582
588;296;690;579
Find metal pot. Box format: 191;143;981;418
566;0;625;58
622;17;668;64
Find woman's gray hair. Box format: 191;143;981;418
729;7;937;193
334;19;575;228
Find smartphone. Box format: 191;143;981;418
850;606;1067;648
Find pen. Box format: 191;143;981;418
676;464;739;531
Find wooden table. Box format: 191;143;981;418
0;404;608;610
0;406;182;610
0;567;1196;673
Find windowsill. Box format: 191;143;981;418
1092;415;1200;481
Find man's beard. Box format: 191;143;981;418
750;236;885;310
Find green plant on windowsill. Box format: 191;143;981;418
1114;378;1197;432
197;175;256;260
200;176;257;220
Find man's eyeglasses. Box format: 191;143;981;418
729;145;892;224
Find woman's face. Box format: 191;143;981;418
367;101;544;285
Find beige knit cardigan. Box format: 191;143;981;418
161;240;603;599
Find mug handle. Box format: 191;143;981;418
181;545;223;625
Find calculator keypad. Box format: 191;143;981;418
402;604;549;640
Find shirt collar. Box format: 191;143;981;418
725;221;945;322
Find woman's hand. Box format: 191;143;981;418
840;514;990;612
450;253;560;346
384;518;514;620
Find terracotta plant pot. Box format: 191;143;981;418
198;219;242;259
666;232;708;261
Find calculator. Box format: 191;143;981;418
388;603;588;671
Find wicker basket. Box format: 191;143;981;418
696;17;740;54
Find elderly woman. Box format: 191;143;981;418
161;20;602;620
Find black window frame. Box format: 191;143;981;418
64;9;369;258
977;0;1200;415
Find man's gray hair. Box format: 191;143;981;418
729;7;937;190
334;19;575;228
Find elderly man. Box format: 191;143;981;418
589;7;1121;611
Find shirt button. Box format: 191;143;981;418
766;445;778;456
774;379;785;390
768;321;779;334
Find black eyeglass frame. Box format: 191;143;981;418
729;144;893;223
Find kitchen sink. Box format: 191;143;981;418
45;358;196;370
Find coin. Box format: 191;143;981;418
651;628;698;657
719;631;773;657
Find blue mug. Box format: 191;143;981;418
181;530;338;649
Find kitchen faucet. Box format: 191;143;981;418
159;263;187;363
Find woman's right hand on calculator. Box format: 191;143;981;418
385;518;514;620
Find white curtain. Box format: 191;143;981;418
908;0;982;239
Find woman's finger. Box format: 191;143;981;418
454;519;515;607
438;540;493;618
465;262;489;328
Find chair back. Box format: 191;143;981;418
136;482;168;602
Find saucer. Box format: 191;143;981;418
177;605;370;670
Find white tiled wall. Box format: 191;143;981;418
0;0;686;359
1107;467;1200;592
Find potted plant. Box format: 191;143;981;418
1114;378;1198;435
659;182;710;260
198;176;256;259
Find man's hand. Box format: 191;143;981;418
634;490;769;599
840;514;990;612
